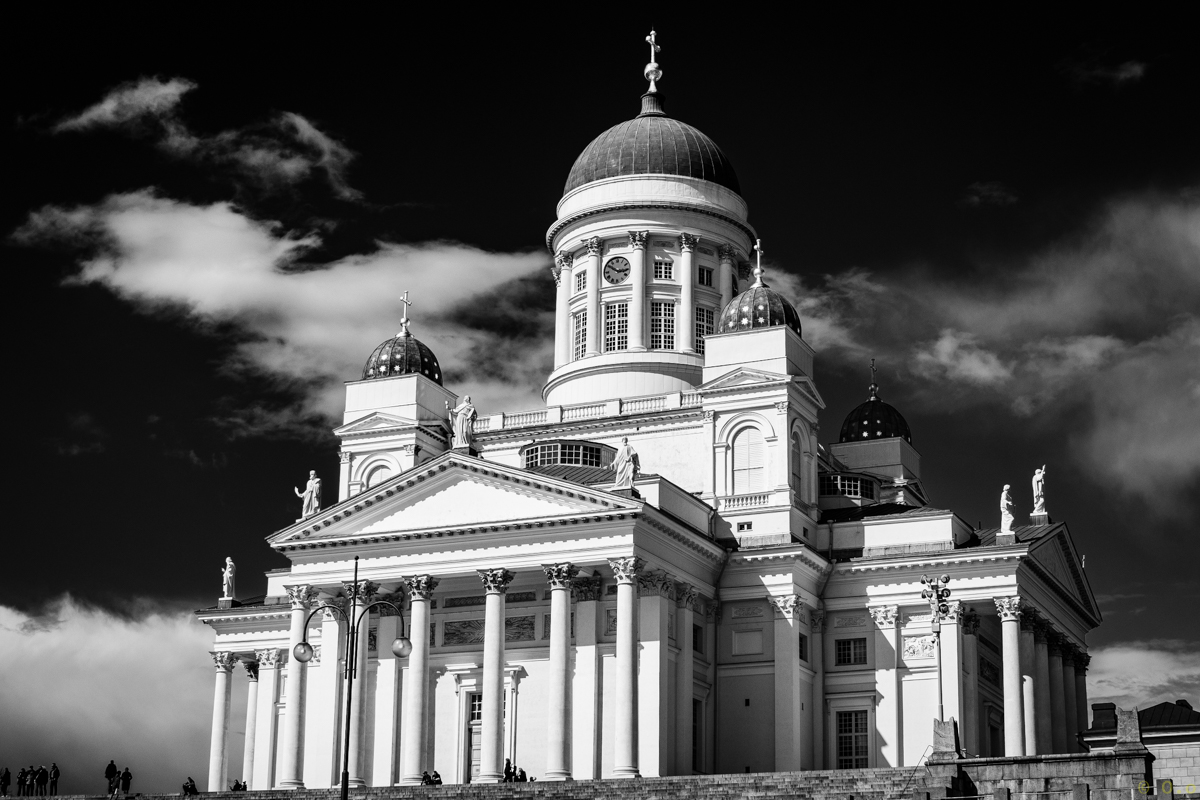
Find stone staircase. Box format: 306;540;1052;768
64;768;934;800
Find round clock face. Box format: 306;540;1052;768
604;256;631;284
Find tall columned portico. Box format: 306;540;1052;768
208;652;236;792
543;563;579;780
242;660;261;789
280;585;317;789
399;575;438;785
610;556;643;778
995;596;1024;756
346;579;378;787
478;568;515;782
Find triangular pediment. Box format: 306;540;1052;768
699;367;791;391
334;411;416;436
270;453;639;546
1029;526;1100;622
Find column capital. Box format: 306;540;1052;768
679;232;700;252
869;605;898;628
943;600;965;625
478;568;515;594
609;556;644;584
705;599;721;623
810;610;825;633
771;594;807;621
1046;630;1064;656
285;584;319;610
255;648;284;668
343;579;380;603
675;582;698;610
718;244;736;262
338;450;352;464
211;651;237;672
627;230;648;249
1032;617;1050;643
1060;643;1078;666
584;236;603;256
376;591;406;616
542;562;580;589
637;570;673;597
994;595;1023;622
571;575;602;602
1020;613;1038;633
403;575;440;601
962;610;981;636
243;659;260;680
310;645;323;666
1076;652;1091;671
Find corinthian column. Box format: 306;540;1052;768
1020;615;1038;754
553;253;573;368
1048;632;1067;752
346;579;379;787
478;568;515;782
994;596;1025;756
242;659;260;789
584;238;602;355
1062;645;1080;752
1075;653;1091;744
208;652;237;792
609;556;643;778
718;245;735;312
674;583;697;775
679;234;699;353
399;576;439;784
629;231;648;351
280;585;317;789
543;563;580;780
1033;619;1052;753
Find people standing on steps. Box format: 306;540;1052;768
119;768;132;797
104;761;118;796
47;765;58;797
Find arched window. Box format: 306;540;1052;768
365;464;392;488
791;431;803;486
732;427;765;494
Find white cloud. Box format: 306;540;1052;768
0;596;235;795
961;181;1019;207
53;77;196;132
1088;639;1200;712
914;329;1013;386
14;191;551;436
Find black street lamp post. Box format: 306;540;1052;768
293;556;412;800
921;573;952;721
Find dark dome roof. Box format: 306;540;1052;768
564;93;740;196
361;328;442;384
839;385;912;444
717;279;802;336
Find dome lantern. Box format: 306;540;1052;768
360;291;443;385
838;360;912;444
716;239;803;336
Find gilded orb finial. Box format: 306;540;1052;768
644;29;662;92
398;289;414;336
752;239;765;286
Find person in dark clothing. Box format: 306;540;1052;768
104;762;118;796
503;759;514;782
13;769;22;798
47;766;58;797
119;769;132;797
33;769;46;798
1;768;11;797
182;777;198;796
431;772;442;786
420;772;432;785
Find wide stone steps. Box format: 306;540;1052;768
62;768;931;800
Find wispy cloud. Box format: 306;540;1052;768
13;191;552;438
0;596;229;794
1066;59;1148;88
960;181;1018;208
1088;639;1200;711
53;77;361;200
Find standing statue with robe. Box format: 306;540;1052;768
295;470;322;518
1032;465;1047;515
447;396;477;448
221;557;236;599
1000;484;1015;533
612;437;640;490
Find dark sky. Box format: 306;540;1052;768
4;9;1198;660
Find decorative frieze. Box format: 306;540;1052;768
903;635;936;660
477;568;515;594
375;592;406;616
811;612;825;633
978;655;1001;687
444;591;536;608
443;616;536;646
835;615;868;628
542;563;580;589
605;608;618;635
571;575;602;602
731;605;764;619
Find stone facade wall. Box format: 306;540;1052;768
925;750;1154;800
1150;741;1200;795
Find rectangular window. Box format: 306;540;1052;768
572;310;588;361
736;521;753;532
575;271;586;293
692;624;704;654
654;258;674;280
692;698;704;772
835;637;868;666
695;307;714;354
836;710;870;768
469;692;483;722
698;266;714;287
604;303;629;352
650;302;675;349
819;475;875;500
799;633;809;663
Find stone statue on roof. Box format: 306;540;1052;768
447;396;477;448
1000;484;1014;533
612;437;641;490
295;470;322;519
221;557;236;599
1032;465;1047;515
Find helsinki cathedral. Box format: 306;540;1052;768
199;33;1100;791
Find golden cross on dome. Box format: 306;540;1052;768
646;29;660;59
644;29;663;92
752;238;765;285
870;358;877;384
399;289;414;335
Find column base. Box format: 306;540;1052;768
396;775;426;787
612;767;642;779
347;778;366;788
277;780;306;790
478;771;504;782
542;772;573;781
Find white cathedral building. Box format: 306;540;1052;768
199;40;1101;791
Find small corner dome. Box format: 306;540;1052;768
839;385;912;444
563;93;741;196
361;329;442;385
717;282;802;336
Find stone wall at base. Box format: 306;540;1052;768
924;749;1155;800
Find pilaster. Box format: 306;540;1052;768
252;649;282;791
610;556;644;778
571;575;602;779
870;605;901;767
637;569;672;777
995;596;1025;756
771;595;806;772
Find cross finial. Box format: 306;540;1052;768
752;239;765;285
399;290;414;336
869;358;880;399
644;29;663;92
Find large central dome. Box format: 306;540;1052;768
563;93;741;196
